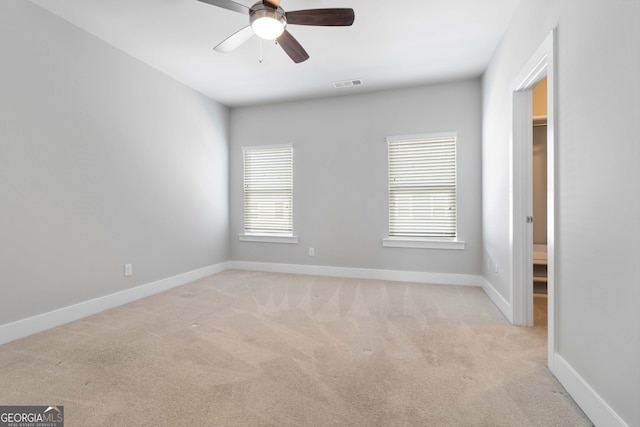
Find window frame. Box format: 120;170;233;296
239;144;297;244
382;132;464;250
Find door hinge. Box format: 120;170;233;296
526;216;534;223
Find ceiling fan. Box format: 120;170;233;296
197;0;355;63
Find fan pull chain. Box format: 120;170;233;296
259;39;263;64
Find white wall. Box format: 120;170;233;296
482;0;640;425
0;1;230;326
230;79;482;276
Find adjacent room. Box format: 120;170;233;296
1;0;638;426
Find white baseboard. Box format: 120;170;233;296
229;260;482;287
553;353;629;427
481;277;512;323
0;262;229;346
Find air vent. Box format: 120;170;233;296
332;79;363;89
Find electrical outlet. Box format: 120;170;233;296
308;248;315;257
124;264;133;277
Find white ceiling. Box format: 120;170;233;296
28;0;521;107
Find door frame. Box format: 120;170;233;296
510;29;557;368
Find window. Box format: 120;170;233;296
240;145;296;243
384;132;463;249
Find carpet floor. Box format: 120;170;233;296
0;270;592;426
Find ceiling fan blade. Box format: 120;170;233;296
197;0;250;15
286;8;355;26
263;0;281;8
277;30;309;63
214;26;255;53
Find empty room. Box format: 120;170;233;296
1;0;638;426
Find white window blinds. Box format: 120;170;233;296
388;134;457;238
243;145;293;234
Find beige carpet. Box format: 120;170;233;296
0;270;591;426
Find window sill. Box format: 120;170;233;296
238;234;298;244
382;237;465;250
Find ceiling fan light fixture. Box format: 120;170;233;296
250;4;286;40
203;0;354;63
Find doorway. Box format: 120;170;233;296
532;81;548;326
510;30;556;369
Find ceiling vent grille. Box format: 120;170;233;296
332;79;363;89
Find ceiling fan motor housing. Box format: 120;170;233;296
250;2;287;39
